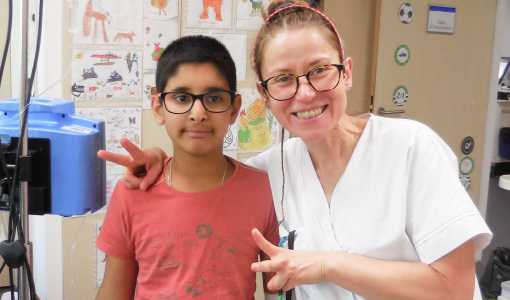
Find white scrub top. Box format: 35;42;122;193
247;115;492;300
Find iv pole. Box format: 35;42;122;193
18;0;31;298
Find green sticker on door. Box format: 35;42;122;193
393;85;409;106
395;44;410;65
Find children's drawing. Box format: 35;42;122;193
82;0;110;43
73;0;143;45
143;72;156;109
236;0;269;29
76;107;142;200
201;0;223;21
143;18;179;71
237;88;280;152
183;32;247;80
144;0;179;20
113;31;136;43
185;0;232;29
71;49;142;101
223;122;239;151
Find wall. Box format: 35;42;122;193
324;0;375;115
0;0;11;99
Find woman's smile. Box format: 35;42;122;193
291;104;328;120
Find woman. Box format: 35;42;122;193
99;1;492;299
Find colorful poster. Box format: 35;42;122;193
183;31;247;80
71;49;142;102
76;107;142;200
237;88;280;152
235;0;268;30
71;0;143;45
143;18;179;71
144;0;179;20
185;0;233;29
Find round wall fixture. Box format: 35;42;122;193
399;3;414;24
395;44;411;66
461;136;474;155
459;156;474;175
393;85;409;106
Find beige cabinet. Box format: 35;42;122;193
326;0;497;203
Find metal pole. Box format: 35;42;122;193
19;0;31;299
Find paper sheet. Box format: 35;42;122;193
237;88;280;152
71;49;142;102
143;18;179;71
235;0;268;30
185;0;233;29
71;0;143;45
183;31;247;81
143;72;156;109
144;0;179;20
76;107;142;200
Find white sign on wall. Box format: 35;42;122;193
427;5;456;34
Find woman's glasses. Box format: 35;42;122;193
260;64;344;101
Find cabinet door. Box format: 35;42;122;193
370;0;496;202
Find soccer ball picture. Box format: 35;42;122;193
399;3;413;24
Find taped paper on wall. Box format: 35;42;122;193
237;88;280;152
185;0;233;29
144;0;179;20
143;18;179;71
71;0;143;45
71;49;142;102
236;0;268;29
76;107;142;200
183;31;247;81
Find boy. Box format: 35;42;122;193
96;36;279;300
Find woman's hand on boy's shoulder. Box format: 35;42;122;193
97;138;167;190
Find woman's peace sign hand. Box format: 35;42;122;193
251;228;327;292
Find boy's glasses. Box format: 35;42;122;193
160;89;235;114
260;64;345;101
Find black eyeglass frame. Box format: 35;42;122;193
159;89;237;114
259;63;345;101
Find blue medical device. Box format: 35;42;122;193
0;98;106;216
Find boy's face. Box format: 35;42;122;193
152;63;241;157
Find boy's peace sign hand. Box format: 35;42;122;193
250;228;327;292
97;138;167;190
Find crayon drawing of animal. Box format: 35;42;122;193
82;0;110;43
114;31;136;43
151;0;168;15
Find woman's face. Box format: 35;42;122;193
259;27;352;141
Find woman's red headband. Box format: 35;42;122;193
265;4;345;62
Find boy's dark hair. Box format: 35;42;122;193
156;35;237;93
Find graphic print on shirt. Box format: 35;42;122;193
135;222;256;298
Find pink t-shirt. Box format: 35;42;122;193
97;158;279;300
